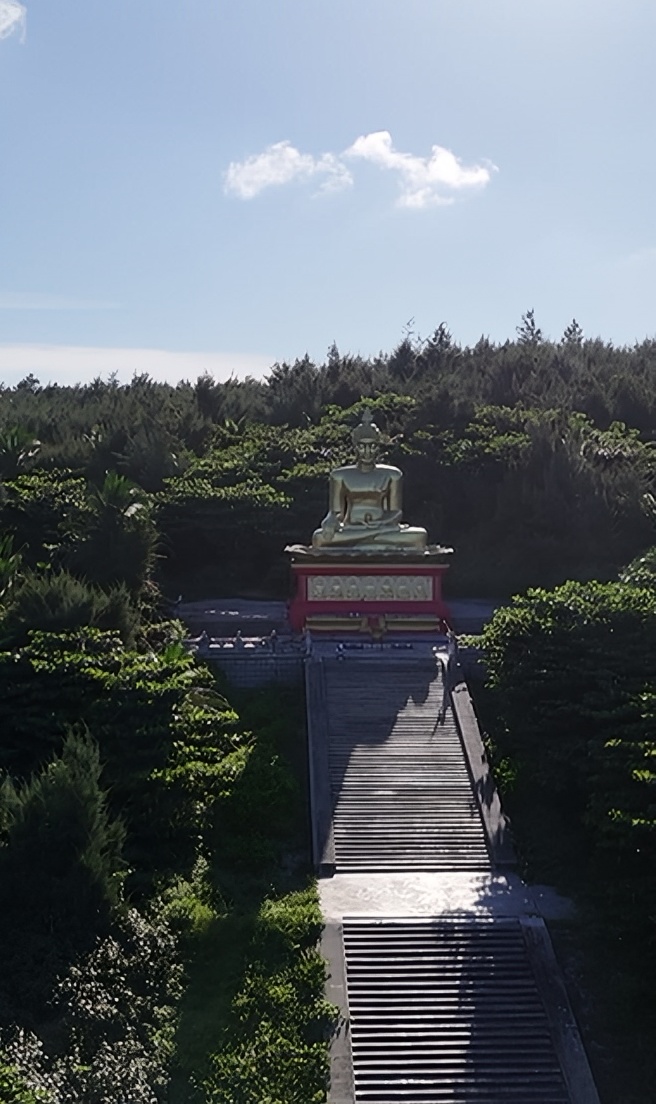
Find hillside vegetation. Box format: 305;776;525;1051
0;315;655;1101
2;314;655;597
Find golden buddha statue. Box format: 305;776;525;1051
311;410;428;552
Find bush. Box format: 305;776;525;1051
3;908;182;1104
0;1060;40;1104
0;730;126;1019
480;578;656;1006
3;571;140;645
203;886;337;1104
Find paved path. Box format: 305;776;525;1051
314;654;599;1104
320;871;573;922
324;660;490;873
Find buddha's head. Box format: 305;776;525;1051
352;410;381;469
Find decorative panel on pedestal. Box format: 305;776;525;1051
288;558;450;636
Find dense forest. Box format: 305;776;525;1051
1;312;655;599
0;313;655;1101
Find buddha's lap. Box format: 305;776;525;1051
312;524;426;546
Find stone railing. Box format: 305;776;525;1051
185;632;307;688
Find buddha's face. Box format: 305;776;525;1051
355;438;379;468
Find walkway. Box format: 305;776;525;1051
324;661;489;872
308;654;600;1104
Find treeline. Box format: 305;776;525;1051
1;314;656;597
0;424;335;1100
5;313;656;439
478;561;656;1102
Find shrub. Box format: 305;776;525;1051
0;730;126;1019
203;886;337;1104
3;571;140;645
3;908;182;1104
0;1060;40;1104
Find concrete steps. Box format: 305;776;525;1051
325;661;489;873
312;655;599;1104
343;918;570;1103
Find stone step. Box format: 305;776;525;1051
324;660;489;873
342;918;570;1103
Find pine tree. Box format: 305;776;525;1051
0;729;125;944
561;318;584;345
516;308;543;345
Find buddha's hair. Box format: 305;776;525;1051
352;409;382;444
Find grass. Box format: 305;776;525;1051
168;683;336;1104
170;909;256;1101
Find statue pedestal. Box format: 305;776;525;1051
287;553;451;637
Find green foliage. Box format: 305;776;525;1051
0;643;329;1101
160;855;218;939
69;471;157;596
2;332;656;595
157;397;656;595
156;681;303;875
561;318;584;346
203;887;337;1104
482;580;656;802
0;427;41;481
483;580;656;782
0;534;21;603
2;571;139;645
0;1061;41;1104
0;727;125;921
481;579;656;1009
0;471;89;572
0;468;156;613
619;544;656;590
168;684;321;1101
254;890;324;958
0;629;211;886
213;684;307;874
0;730;126;1018
4;908;182;1104
516;307;543;346
154;686;254;868
0;627;188;761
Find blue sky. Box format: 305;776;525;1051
0;0;655;384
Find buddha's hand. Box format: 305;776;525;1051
320;512;341;539
374;510;402;528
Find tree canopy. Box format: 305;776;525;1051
1;321;655;597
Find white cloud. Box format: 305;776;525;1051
0;345;273;387
224;141;352;200
0;0;26;42
345;130;495;208
224;131;495;209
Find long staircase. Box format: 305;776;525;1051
310;654;599;1104
325;662;489;873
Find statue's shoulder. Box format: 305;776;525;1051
375;464;402;478
329;464;356;477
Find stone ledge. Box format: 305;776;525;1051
449;665;516;869
521;917;601;1104
322;922;355;1104
306;659;335;876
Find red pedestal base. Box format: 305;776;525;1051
288;559;450;637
